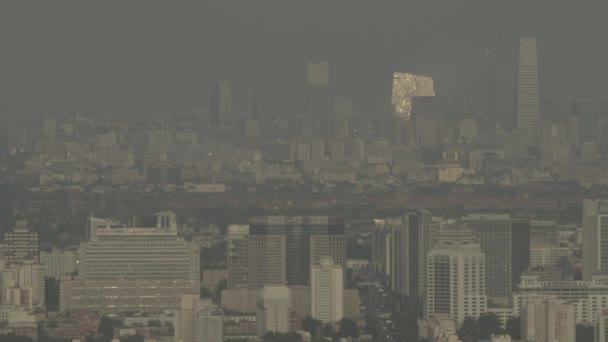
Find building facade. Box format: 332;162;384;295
426;230;487;323
517;37;540;146
310;257;344;323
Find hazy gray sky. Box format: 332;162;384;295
0;1;606;114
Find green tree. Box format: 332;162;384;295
505;316;521;340
262;332;302;342
99;316;122;340
0;334;35;342
301;316;322;342
477;313;504;339
576;324;594;342
337;318;359;339
457;317;477;342
120;335;143;342
393;311;419;341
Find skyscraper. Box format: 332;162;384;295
383;211;438;312
459;215;530;303
582;199;608;279
4;221;39;266
517;37;540;146
249;216;345;286
61;226;200;313
195;303;224;342
484;33;516;131
310;257;344;323
521;298;575;342
306;62;330;136
209;81;232;127
257;286;291;336
226;224;287;289
391;72;435;121
425;229;487;323
572;98;598;148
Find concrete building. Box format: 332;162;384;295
377;212;437;312
195;303;224;342
596;308;608;342
40;249;78;278
257;286;291;336
226;225;286;289
4;221;39;266
582;199;608;279
425;229;487;323
62;226;199;314
459;214;530;304
248;216;345;286
520;298;575;342
310;257;343;323
517;37;540;146
514;273;608;324
175;294;203;342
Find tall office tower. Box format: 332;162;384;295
257;286;291;336
246;89;259;120
425;229;487;323
40;248;79;279
4;221;39;266
226;225;287;289
175;294;205;342
384;212;437;312
0;127;8;162
582;199;608;279
484;33;517;131
249;216;345;286
597;308;608;342
391;72;435;121
521;299;575;342
42;118;57;147
310;257;344;323
572;98;598;148
306;62;331;136
61;226;199;313
16;261;46;308
459;215;530;304
195;303;224;342
371;219;390;274
209;81;232;127
517;37;540;146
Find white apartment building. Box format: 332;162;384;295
257;286;291;336
426;229;487;323
521;298;575;342
310;257;344;323
514;273;608;324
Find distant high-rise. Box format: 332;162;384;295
0;127;8;162
246;89;260;120
484;33;516;131
4;221;39;266
582;199;608;279
306;62;331;135
226;224;286;289
257;286;291;336
459;215;530;303
517;37;540;145
61;226;199;313
195;303;224;342
209;81;232;127
249;216;345;286
391;72;435;121
425;229;487;323
310;257;344;323
572;98;598;147
380;211;437;312
521;298;575;342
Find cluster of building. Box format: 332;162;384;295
2;35;608;198
368;199;608;341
